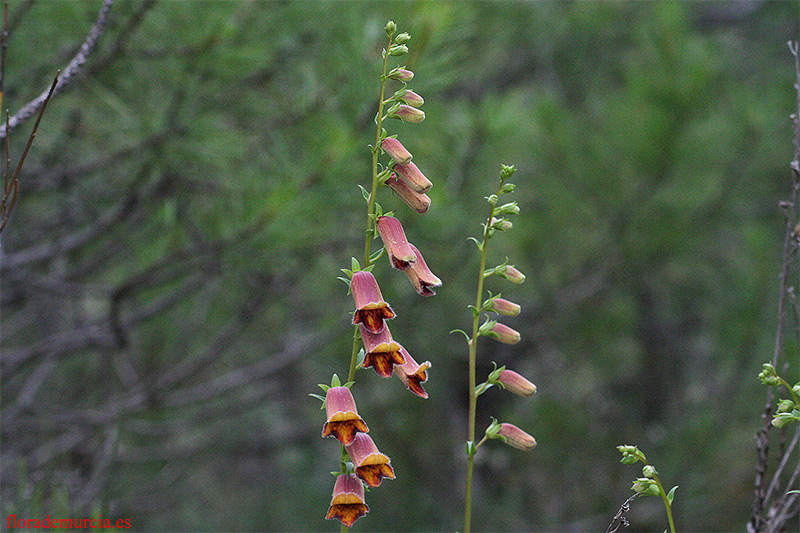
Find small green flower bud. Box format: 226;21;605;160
394;32;410;44
388;44;409;56
777;399;795;413
385;20;396;36
500;164;516;180
496;202;520;215
793;383;800;395
771;412;798;428
632;478;660;497
500;183;516;194
759;363;780;386
642;465;657;478
487;194;499;206
491;217;513;231
478;319;498;338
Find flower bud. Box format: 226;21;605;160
490;217;513;231
496;201;520;215
399;89;424;108
491;422;537;451
485;322;521;344
385;20;396;36
777;399;795;413
632;478;660;497
501;266;526;284
393;161;432;193
494;369;536;397
389;104;425;123
387;68;414;82
394;32;410;44
642;465;657;478
385;173;431;213
388;44;408;56
758;363;780;386
491;297;521;317
380;137;412;165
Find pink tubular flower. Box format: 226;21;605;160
497;423;537;451
496;369;537;397
393;346;431;398
325;474;369;528
351;270;395;334
380;137;412;165
404;244;442;296
359;324;406;378
385;173;431;213
376;216;417;270
502;265;526;284
345;433;396;487
387;68;414;82
491;298;521;317
321;386;369;445
488;322;521;344
393;161;432;193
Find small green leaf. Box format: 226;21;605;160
467;236;483;250
450;329;471;342
351;257;361;272
465;441;477;457
358;184;370;202
309;393;326;406
666;486;678;504
331;374;342;387
356;348;366;366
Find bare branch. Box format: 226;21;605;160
0;0;113;139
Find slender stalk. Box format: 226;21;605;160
464;186;504;533
652;473;676;533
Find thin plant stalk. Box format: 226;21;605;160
652;472;676;533
464;181;506;533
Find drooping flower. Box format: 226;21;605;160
490;297;521;316
345;433;396;487
393;161;432;193
495;369;536;397
487;322;521;344
496;423;537;451
351;270;395;334
359;324;406;377
389;104;425;123
321;386;369;445
404;243;442;296
381;137;412;165
393;346;431;398
385;173;431;213
376;216;416;270
326;474;369;528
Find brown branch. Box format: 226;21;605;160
0;0;113;139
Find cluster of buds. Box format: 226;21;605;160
318;20;442;529
616;445;678;506
758;363;800;428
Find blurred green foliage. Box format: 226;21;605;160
1;1;798;531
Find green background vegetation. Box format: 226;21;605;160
1;1;798;531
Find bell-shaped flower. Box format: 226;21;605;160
360;324;406;378
321;386;369;445
381;137;412;165
404;244;442;296
494;369;536;397
393;346;431;398
351;270;395;334
376;216;416;270
393;161;432;193
325;474;369;528
345;433;396;487
385;173;431;213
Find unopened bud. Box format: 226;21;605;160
491;297;520;316
501;266;526;284
496;202;520;215
642;465;656;478
388;104;425;123
632;478;660;497
385;20;396;36
491;217;513;231
777;399;795;413
394;32;410;44
380;137;412;165
388;44;408;56
387;68;414;82
399;89;424;108
493;369;536;397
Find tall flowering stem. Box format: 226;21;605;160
314;20;437;531
458;165;537;532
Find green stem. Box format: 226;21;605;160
652;473;676;533
464;190;501;533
